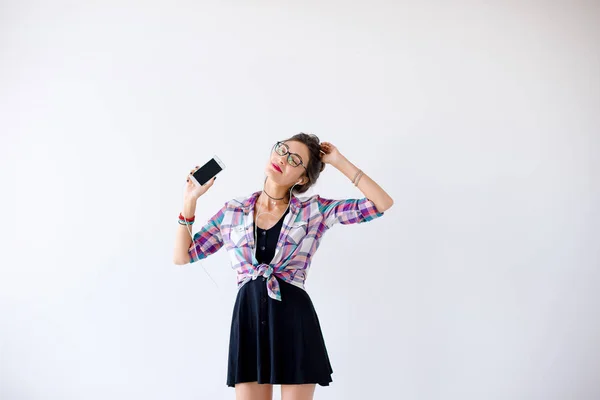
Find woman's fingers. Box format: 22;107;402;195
187;165;201;181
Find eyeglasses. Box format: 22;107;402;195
273;142;307;170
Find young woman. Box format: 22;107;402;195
174;133;394;400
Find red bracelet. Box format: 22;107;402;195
179;213;195;222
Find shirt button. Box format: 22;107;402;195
261;298;267;303
262;231;266;236
261;246;265;251
261;321;267;325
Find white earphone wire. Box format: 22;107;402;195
182;195;219;288
253;180;299;256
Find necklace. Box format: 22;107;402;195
264;189;285;202
262;176;288;206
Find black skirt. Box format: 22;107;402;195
226;276;333;387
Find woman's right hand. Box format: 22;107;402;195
184;166;217;203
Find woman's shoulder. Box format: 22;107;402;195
225;190;262;209
293;193;329;210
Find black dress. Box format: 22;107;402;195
226;207;333;387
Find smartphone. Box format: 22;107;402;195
191;156;225;186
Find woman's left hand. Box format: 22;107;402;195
320;142;344;166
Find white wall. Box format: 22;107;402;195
1;1;598;399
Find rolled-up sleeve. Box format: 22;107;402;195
317;196;384;228
188;205;226;263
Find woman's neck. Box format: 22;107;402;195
260;178;292;209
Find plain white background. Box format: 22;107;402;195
1;1;599;399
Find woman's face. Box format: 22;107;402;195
264;140;310;188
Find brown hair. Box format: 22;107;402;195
283;132;326;194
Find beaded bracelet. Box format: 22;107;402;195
352;169;362;184
353;170;364;186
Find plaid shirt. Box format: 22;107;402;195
188;190;384;300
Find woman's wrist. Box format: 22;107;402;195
182;198;198;219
